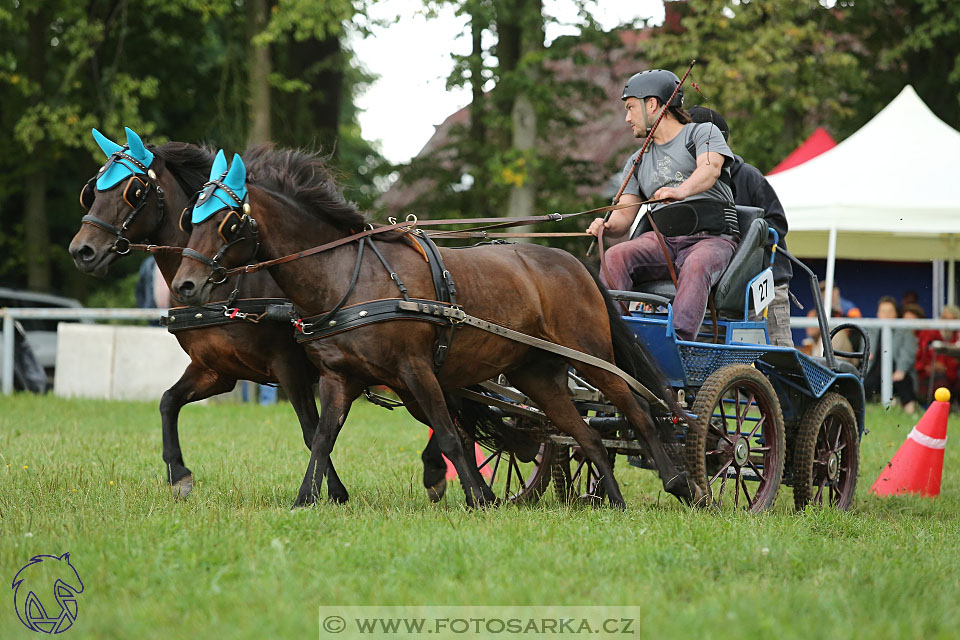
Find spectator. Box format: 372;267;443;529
135;257;170;327
901;290;919;311
914;304;960;402
865;296;916;413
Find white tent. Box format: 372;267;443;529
767;85;960;313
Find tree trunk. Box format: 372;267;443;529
505;0;543;224
25;8;50;291
246;0;271;146
24;172;50;292
273;34;342;152
468;6;489;215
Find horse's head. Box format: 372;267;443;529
172;150;259;305
69;127;166;276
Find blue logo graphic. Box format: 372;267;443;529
11;553;84;634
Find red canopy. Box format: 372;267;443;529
767;127;837;175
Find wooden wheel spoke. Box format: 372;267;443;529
740;392;756;433
814;478;827;504
511;456;527;490
478;448;501;472
733;467;743;508
739;473;753;506
732;388;743;432
490;451;503;485
710;458;734;485
832;417;843;449
711;422;735;445
504;454;514;496
748;413;766;439
747;460;766;484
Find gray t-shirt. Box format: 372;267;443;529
619;123;734;211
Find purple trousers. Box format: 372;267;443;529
602;232;737;341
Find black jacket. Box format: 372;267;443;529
730;155;792;285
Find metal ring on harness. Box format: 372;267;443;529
209;265;228;285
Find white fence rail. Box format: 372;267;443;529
1;307;166;395
4;308;960;406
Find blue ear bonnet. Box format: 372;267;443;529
192;151;248;224
92;127;155;190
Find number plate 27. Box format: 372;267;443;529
751;268;775;315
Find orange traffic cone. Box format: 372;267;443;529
427;429;493;480
870;387;950;497
443;444;493;480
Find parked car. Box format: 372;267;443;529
0;288;84;385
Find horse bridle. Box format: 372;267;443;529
79;148;166;255
179;177;259;286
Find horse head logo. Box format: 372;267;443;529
11;552;84;634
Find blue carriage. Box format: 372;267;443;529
474;206;868;512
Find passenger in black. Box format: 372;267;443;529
689;107;794;347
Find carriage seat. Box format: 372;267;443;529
631;206;769;318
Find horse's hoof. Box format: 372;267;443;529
609;498;627;511
171;474;193;499
426;478;447;503
689;480;707;508
291;492;318;510
665;473;700;506
328;488;349;505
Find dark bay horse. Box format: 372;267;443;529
66;129;388;501
171;147;699;509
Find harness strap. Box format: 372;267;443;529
293;297;667;411
451;308;668;411
162;298;292;332
297;238;367;331
367;239;411;302
412;232;458;370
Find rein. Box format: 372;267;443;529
169;199;664;283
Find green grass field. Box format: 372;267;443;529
1;394;958;639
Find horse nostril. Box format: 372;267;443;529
77;245;96;262
177;280;196;296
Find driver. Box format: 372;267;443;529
587;69;738;342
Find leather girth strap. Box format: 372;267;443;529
411;232;458;370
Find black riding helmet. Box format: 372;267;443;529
689;106;730;141
621;69;683;107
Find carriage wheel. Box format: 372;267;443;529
551;446;616;505
476;440;554;504
791;393;859;511
685;364;785;512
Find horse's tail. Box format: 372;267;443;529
585;266;690;422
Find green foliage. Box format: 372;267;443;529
641;0;866;172
0;0;384;299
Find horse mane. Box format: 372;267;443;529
243;144;366;231
151;142;217;198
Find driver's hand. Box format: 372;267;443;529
653;186;684;202
586;217;610;237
